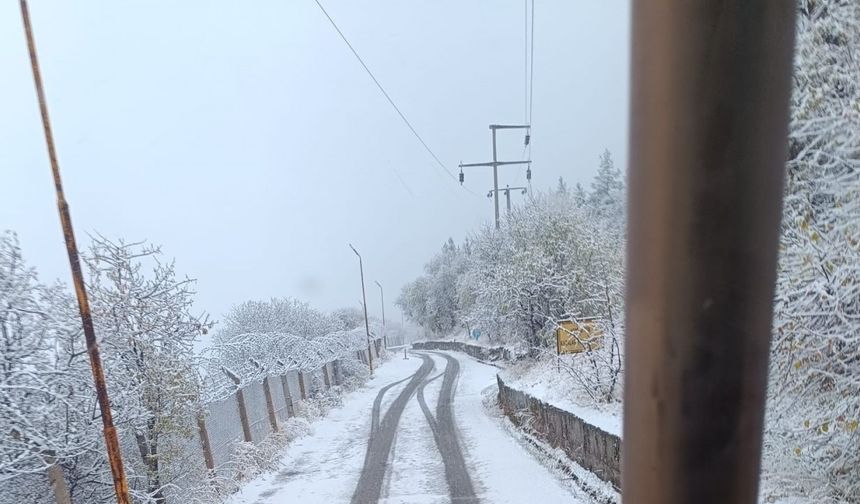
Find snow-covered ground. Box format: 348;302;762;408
227;351;586;503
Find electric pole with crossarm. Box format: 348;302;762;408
459;124;532;229
488;185;528;216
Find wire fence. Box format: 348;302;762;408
191;332;384;483
9;327;385;504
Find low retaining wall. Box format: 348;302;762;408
497;375;621;489
411;340;516;362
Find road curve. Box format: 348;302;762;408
351;354;434;504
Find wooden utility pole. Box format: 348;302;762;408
623;2;796;504
18;2;131;502
460;124;531;229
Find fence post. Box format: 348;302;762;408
222;368;252;443
196;414;215;472
261;377;279;433
322;364;331;389
280;374;295;417
333;359;342;385
46;459;71;504
298;371;307;400
235;389;253;443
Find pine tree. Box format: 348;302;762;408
573;183;587;207
588;149;623;209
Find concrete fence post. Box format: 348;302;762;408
298;371;307;400
235;389;253;443
322;364;331;389
333;360;342;385
262;377;279;433
196;414;215;471
222;368;252;443
46;459;71;504
280;374;294;417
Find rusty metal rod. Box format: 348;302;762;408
18;2;131;503
623;2;796;504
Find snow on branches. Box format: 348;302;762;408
2;233;383;503
763;1;860;501
0;231;95;484
199;327;375;403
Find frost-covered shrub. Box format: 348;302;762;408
337;356;371;391
294;387;343;422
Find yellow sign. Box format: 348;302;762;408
556;319;603;354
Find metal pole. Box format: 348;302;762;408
350;244;373;375
18;3;131;503
623;3;796;504
491;128;500;229
505;186;512;215
375;281;386;349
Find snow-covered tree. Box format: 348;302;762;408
0;232;99;503
556;176;569;195
573;182;587;208
0;233;78;472
83;237;211;504
588;149;624;217
397;238;467;335
399;154;626;402
216;298;338;344
763;1;860;501
330;306;365;331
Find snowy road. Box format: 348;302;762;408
229;351;584;504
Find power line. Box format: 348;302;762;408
528;0;535;126
524;0;535;191
524;0;529;125
312;0;470;193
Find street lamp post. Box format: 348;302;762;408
349;244;373;375
374;281;386;349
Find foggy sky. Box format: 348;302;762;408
0;1;629;330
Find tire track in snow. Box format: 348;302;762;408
417;370;444;435
426;351;478;503
371;375;412;435
351;354;434;504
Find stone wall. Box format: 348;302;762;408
411;340;516;362
496;375;621;489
